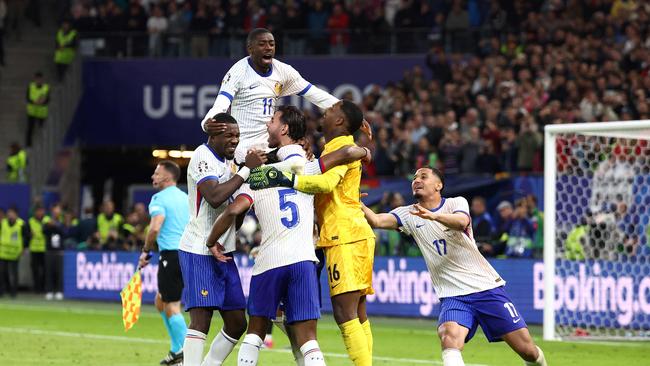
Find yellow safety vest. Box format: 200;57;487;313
0;218;25;261
29;216;51;253
97;213;123;242
26;82;50;119
6;150;27;182
54;29;77;65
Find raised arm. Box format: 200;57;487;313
361;203;399;230
410;204;470;231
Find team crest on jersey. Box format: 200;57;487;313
201;289;209;297
274;82;283;96
230;162;238;175
198;161;209;173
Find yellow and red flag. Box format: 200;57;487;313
120;270;142;332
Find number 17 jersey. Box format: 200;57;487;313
390;197;504;298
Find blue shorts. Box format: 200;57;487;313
438;286;527;343
248;261;320;324
178;250;246;311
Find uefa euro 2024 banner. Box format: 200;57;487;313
73;57;426;146
64;251;650;327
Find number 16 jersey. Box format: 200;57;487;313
389;197;504;298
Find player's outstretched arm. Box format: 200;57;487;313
410;204;470;231
206;195;252;261
360;194;398;230
248;165;345;194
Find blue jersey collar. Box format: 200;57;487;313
203;143;225;163
428;198;446;212
247;57;273;77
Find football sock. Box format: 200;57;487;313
237;333;263;366
360;319;373;355
442;348;465;366
168;313;187;354
160;311;173;352
339;318;371;366
300;340;326;366
524;346;547;366
202;328;239;366
183;329;207;366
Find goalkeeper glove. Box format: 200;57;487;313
248;166;295;190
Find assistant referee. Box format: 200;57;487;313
139;160;189;366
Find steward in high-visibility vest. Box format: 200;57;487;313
54;19;77;81
97;200;123;244
26;74;50;121
0;217;26;261
28;206;50;293
6;143;27;182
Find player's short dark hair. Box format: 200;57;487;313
339;100;363;134
247;28;272;46
158;160;181;182
211;112;237;125
276;105;306;141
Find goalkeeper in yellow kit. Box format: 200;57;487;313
249;100;375;366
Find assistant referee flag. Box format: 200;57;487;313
120;271;142;331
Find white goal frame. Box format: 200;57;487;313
543;120;650;341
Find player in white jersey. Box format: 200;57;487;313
179;113;267;366
201;28;371;164
360;167;548;366
206;106;370;366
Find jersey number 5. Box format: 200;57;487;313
278;189;300;229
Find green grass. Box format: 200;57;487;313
0;296;648;365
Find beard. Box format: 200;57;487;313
413;192;423;200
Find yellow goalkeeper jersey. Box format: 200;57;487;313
295;135;375;247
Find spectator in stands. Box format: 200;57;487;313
189;3;211;58
439;127;461;175
125;1;147;57
44;203;64;300
28;204;48;293
0;0;6;66
348;3;368;54
6;142;26;182
165;2;187;57
515;118;542;172
0;206;29;298
393;0;417;53
459;126;481;174
25;71;49;147
53;19;77;81
445;0;471;53
526;195;544;257
471;196;497;257
96;199;123;246
373;128;398;176
505;199;535;258
327;3;349;55
76;206;96;248
307;0;328;54
209;5;228;57
283;3;305;55
494;200;513;256
146;5;167;57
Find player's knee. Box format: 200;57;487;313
516;342;538;362
437;324;464;350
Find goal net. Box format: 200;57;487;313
544;121;650;341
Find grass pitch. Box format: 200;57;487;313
0;296;647;365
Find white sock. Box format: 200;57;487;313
293;344;305;366
524;346;547;366
442;348;465;366
237;333;263;366
201;328;239;366
183;329;207;366
300;340;326;366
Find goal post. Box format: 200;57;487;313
544;120;650;341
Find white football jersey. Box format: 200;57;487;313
210;57;338;163
238;145;317;275
390;197;505;298
180;144;238;255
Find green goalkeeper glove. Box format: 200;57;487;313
248;166;295;190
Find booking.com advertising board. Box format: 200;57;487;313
64;251;650;328
71;57;425;146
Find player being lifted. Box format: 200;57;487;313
178;113;266;366
249;101;376;366
201;27;371;164
360;167;548;366
206;105;370;366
